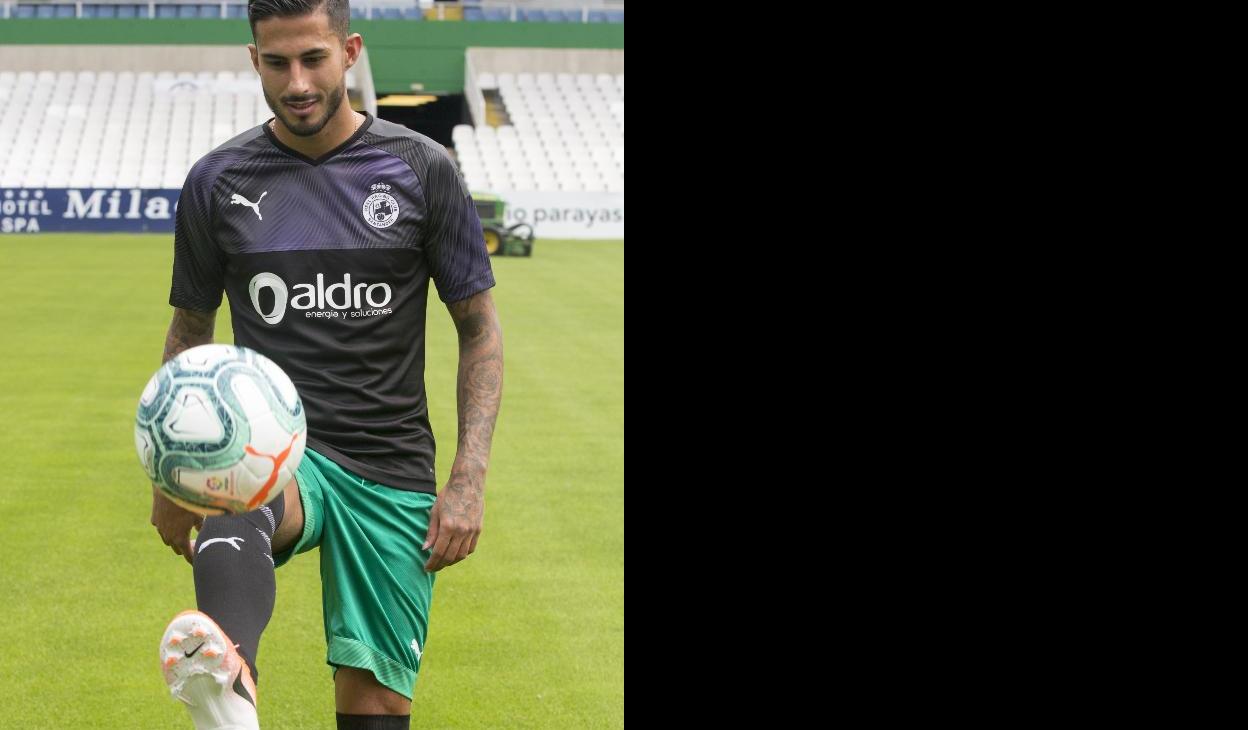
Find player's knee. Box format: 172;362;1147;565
196;512;251;545
334;666;412;715
270;480;304;555
194;513;272;572
335;712;410;729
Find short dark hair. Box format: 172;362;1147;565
248;0;350;41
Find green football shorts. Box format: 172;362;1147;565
273;447;437;700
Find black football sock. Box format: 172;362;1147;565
336;714;411;730
192;496;285;697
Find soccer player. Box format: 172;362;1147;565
149;1;503;728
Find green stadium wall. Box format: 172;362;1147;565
0;20;623;93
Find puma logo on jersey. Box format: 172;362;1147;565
230;191;268;220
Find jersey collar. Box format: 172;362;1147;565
262;110;375;166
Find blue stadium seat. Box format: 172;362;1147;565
380;7;401;20
402;7;423;20
117;4;135;17
82;4;99;17
156;5;177;18
93;4;117;17
483;8;508;21
199;4;221;18
464;7;485;22
136;4;151;18
605;10;624;23
14;4;34;18
54;4;75;18
350;7;365;19
177;5;199;18
518;9;545;22
587;10;607;23
36;4;55;17
227;4;247;18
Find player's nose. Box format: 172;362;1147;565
286;64;314;96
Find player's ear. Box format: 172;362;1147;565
343;33;362;70
248;44;260;74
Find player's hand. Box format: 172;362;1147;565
151;485;204;565
423;477;483;572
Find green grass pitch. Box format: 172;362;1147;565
0;235;623;728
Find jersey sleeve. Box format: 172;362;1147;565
422;149;496;303
169;159;226;312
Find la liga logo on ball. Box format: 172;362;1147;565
362;182;399;229
135;344;306;516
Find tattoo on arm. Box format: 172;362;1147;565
446;291;504;494
162;308;216;363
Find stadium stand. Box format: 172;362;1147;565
0;2;624;23
0;1;624;21
0;8;620;195
0;69;271;189
451;70;622;193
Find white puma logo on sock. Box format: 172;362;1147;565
198;537;245;553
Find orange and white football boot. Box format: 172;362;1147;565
160;610;260;730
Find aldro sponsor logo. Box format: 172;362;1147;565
248;272;394;325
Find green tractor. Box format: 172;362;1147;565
473;192;535;257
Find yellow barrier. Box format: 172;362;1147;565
424;5;465;20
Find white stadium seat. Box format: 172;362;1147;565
5;65;622;197
0;69;278;189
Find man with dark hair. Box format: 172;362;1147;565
249;0;351;41
150;1;503;728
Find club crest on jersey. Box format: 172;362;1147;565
362;183;399;229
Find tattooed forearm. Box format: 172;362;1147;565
162;308;217;363
446;291;504;488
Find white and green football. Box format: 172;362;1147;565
135;344;306;516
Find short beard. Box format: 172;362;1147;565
265;82;346;137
